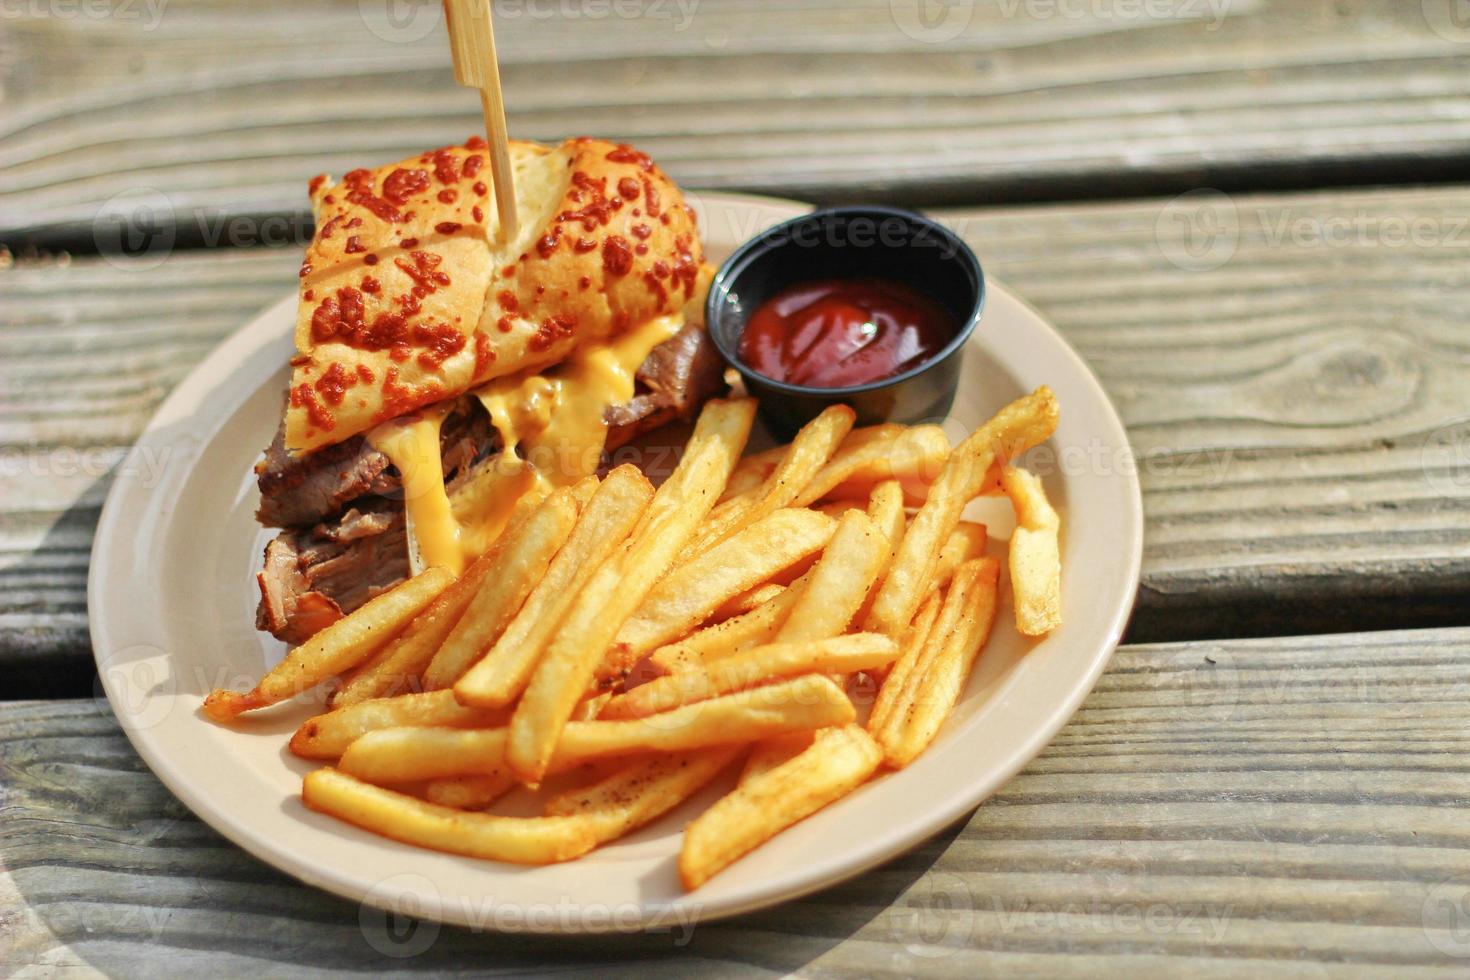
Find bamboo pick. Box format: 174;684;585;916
443;0;518;241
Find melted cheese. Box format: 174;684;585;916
365;403;462;575
474;313;685;495
367;313;685;576
451;457;542;558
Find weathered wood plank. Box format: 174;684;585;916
945;186;1470;643
6;184;1469;694
5;629;1470;975
9;0;1470;245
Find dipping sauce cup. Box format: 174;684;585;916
706;205;985;437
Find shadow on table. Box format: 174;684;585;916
5;694;964;974
4;471;111;700
5;752;964;975
303;823;964;974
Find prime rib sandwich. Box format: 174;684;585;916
255;136;726;643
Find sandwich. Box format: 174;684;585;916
254;136;726;643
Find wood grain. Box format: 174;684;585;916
941;186;1470;643
6;184;1469;694
5;629;1469;975
9;0;1470;245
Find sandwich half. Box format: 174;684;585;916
255;136;726;643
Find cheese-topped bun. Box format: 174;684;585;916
289;136;704;453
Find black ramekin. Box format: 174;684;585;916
706;205;985;437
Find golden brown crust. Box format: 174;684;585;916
286;137;703;453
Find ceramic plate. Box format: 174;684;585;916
90;192;1142;933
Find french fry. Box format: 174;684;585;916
865;522;985;668
813;499;868;520
774;511;888;643
453;466;653;708
544;747;742;844
766;557;820;589
600;633;897;720
626;398;757;542
933;522;988;590
740;732;814;785
568;474;600;507
873;563;983;753
691;405;854;553
340;727;510;783
290;689;509;760
339;730;635;788
423;772;517;810
867;591;942;734
342;674;853;783
718;424;943;516
421;487;582;690
301;768;596;864
711;582;786;623
203;567;453;721
719;443;787;502
646;565;819;677
573;690;613;721
509;398;757;782
1001;465;1062;636
848;480;911;628
866;480;907;551
555;674;855;769
330;557;496;707
320;733;528;787
615;508;836;659
865;387;1057;638
679;725;882;889
878;558;1000;767
795;424;950;507
645;642;701;681
644;576;808;677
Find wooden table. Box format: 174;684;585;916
5;1;1470;974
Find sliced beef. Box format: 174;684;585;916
255;397;495;529
604;320;730;448
255;460;494;644
255;431;394;529
256;325;729;643
256;502;412;645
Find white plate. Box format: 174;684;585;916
90;192;1142;933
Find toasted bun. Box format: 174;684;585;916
287;137;704;453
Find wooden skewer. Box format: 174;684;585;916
444;0;518;241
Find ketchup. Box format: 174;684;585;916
738;278;955;388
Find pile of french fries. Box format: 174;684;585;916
204;386;1062;889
